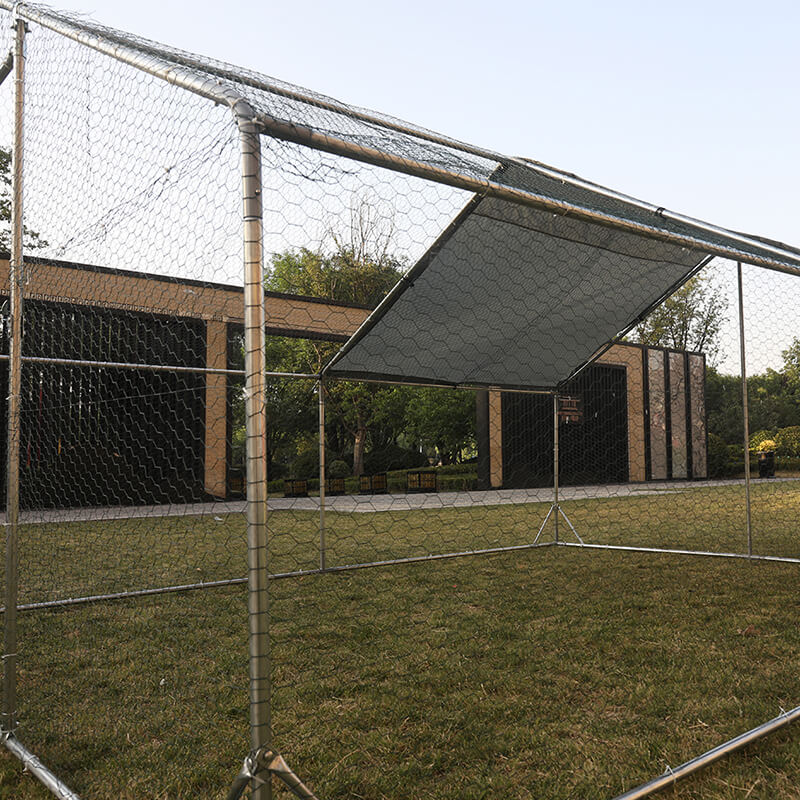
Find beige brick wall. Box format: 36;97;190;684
1;258;370;498
488;390;503;488
0;259;369;336
204;320;228;497
596;344;646;483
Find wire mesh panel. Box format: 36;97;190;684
0;3;798;799
0;5;257;797
738;263;800;560
545;259;754;556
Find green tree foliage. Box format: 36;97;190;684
266;255;402;475
404;388;476;465
631;273;728;365
258;212;476;477
265;201;405;307
267;247;402;308
0;147;46;251
706;338;800;448
774;425;800;457
781;338;800;392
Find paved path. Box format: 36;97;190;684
15;476;796;524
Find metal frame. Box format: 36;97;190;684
737;261;753;556
0;353;314;378
318;380;327;572
532;392;584;546
1;14;84;800
252;112;800;279
238;98;272;800
2;11;23;739
0;3;797;799
611;705;800;800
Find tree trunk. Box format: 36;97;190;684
353;417;367;476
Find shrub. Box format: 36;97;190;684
774;426;800;457
291;448;319;478
436;463;476;475
749;429;776;451
707;433;733;478
363;444;427;474
327;459;350;479
438;474;478;492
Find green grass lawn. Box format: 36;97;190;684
1;482;799;799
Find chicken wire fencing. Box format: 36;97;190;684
0;3;799;800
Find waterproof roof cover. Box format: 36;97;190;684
16;3;800;391
325;163;800;390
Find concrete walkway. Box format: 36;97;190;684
16;476;796;524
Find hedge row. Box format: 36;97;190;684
267;469;480;496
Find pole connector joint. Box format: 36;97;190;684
227;745;320;800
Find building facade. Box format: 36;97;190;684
476;342;707;489
0;256;368;507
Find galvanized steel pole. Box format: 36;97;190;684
611;705;800;800
318;379;328;572
737;262;753;556
553;392;559;544
2;734;82;800
238;102;271;800
318;381;327;571
2;15;25;735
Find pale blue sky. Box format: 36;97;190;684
73;0;800;247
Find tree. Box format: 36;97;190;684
781;338;800;392
266;199;403;307
263;202;407;475
630;273;728;365
0;147;46;251
404;388;475;465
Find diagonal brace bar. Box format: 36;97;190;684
533;503;584;546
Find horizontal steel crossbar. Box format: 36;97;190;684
6;541;558;612
558;541;800;564
1;732;82;800
611;705;800;800
8;539;799;614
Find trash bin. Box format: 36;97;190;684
325;477;346;496
407;470;438;493
758;451;775;479
284;478;309;497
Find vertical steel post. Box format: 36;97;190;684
553;392;559;544
318;380;326;571
737;261;752;557
237;102;271;800
2;17;25;734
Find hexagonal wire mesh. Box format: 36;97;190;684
0;3;798;800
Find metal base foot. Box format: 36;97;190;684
533;503;584;545
227;746;319;800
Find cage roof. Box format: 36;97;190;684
10;1;800;390
324;171;710;390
